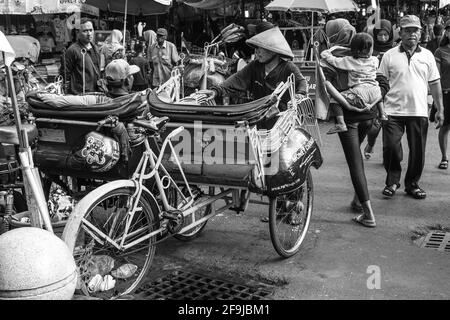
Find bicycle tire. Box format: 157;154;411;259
269;169;313;258
62;185;157;299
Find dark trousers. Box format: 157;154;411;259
382;116;428;189
367;118;382;147
338;119;374;203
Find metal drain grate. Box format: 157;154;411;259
420;232;450;252
135;270;273;300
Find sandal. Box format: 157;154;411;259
438;159;448;170
405;183;427;199
352;214;376;228
350;200;363;213
327;124;348;135
382;183;400;197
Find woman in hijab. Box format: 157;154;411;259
372;19;395;60
99;29;124;72
320;18;390;228
143;29;157;58
363;19;394;160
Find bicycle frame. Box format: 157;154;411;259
78;125;235;252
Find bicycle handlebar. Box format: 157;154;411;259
166;126;184;139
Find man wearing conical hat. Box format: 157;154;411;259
210;26;307;110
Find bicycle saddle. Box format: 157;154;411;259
133;116;169;133
0;123;38;145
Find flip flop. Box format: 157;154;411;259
405;185;427;200
382;183;400;197
352;214;376;228
438;159;448;169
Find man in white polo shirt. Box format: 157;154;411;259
379;15;444;200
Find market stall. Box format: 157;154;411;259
0;0;100;83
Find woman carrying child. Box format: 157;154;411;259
319;19;390;227
321;32;387;135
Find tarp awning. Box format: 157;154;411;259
0;0;100;16
84;0;170;16
183;0;240;10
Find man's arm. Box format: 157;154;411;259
62;47;75;93
211;63;253;99
171;43;180;66
429;80;444;128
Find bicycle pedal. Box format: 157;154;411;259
161;210;184;234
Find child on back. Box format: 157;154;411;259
321;32;387;134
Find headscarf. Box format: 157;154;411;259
110;29;123;44
100;29;124;68
373;19;394;55
325;18;356;47
143;30;156;47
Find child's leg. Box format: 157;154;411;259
330;104;346;125
327;104;348;135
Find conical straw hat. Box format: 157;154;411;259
246;26;294;59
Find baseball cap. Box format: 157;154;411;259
156;28;168;36
105;59;140;81
400;15;422;29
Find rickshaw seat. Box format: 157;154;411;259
0;123;38;145
147;90;276;125
26;91;148;122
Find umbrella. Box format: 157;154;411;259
265;0;359;13
0;31;52;232
266;0;359;60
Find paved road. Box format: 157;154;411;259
145;122;450;300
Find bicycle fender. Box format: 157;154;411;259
61;179;160;252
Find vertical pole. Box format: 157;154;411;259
123;0;128;48
3;55;24;149
223;0;226;27
310;12;314;61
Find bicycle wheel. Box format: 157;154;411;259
269;169;313;258
63;187;157;299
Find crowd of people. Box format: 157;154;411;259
61;18;183;98
317;14;447;228
58;14;448;229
